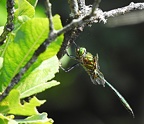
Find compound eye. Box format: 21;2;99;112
77;47;86;56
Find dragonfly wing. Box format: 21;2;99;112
90;70;105;87
90;75;98;85
95;54;100;69
104;79;135;118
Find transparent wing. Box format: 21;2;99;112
90;69;105;87
95;54;100;69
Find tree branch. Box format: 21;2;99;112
77;0;85;10
103;2;144;18
68;0;79;18
45;0;55;38
90;0;101;16
0;0;14;45
57;2;144;59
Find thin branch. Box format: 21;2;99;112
0;0;14;45
56;1;101;36
56;18;83;36
57;2;144;59
83;0;101;21
46;0;55;35
103;2;144;18
90;0;101;16
57;2;144;38
77;0;85;10
68;0;79;18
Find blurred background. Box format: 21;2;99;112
1;0;144;124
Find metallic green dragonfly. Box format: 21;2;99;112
63;44;134;117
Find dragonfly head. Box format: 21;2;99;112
72;42;87;58
76;47;87;58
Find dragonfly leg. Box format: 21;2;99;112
66;50;77;60
60;62;80;72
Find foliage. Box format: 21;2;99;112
0;0;63;123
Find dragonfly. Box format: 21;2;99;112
61;43;134;118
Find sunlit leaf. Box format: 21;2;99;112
27;0;38;8
0;57;3;70
17;56;60;98
0;18;48;89
16;113;54;124
0;89;45;116
0;15;63;91
15;0;35;19
0;114;17;124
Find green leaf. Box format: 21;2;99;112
13;0;35;34
0;114;17;124
16;113;54;124
0;89;45;116
0;57;3;70
0;26;4;35
17;56;60;98
0;112;53;124
15;0;35;19
27;0;38;8
24;15;64;77
0;1;7;26
0;15;63;91
0;17;48;88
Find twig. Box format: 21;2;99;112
56;0;102;39
83;0;101;21
68;0;79;18
56;17;83;36
57;2;144;59
45;0;55;37
90;0;101;16
77;0;85;10
103;2;144;18
0;0;14;45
